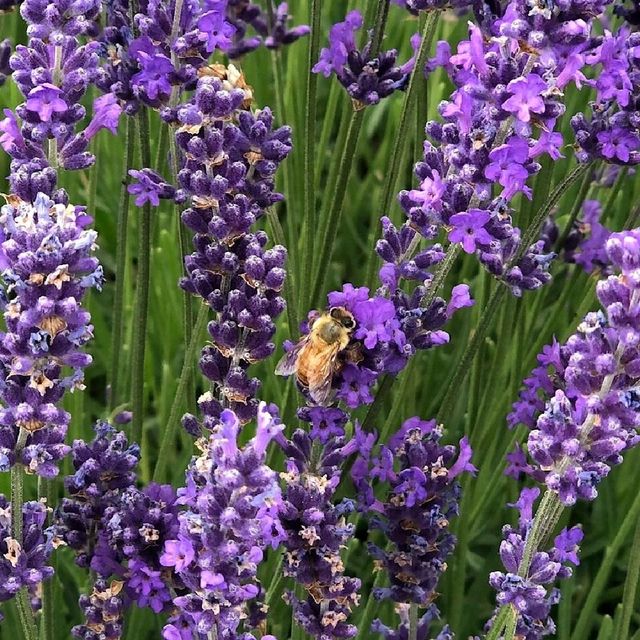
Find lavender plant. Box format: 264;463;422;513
0;0;640;639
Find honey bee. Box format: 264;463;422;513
275;306;356;406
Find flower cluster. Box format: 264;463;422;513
350;417;473;636
508;230;640;505
161;403;285;639
278;428;361;640
97;0;234;111
1;0;114;201
410;21;576;294
54;421;140;569
488;488;583;639
164;67;291;426
97;0;307;113
0;495;53;613
356;419;474;603
572;28;640;165
313;10;420;107
0;194;103;477
226;0;310;58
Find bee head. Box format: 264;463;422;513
329;306;355;331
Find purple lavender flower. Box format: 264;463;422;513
54;422;140;569
264;2;310;49
72;579;125;640
399;18;572;296
225;0;309;58
278;427;361;639
488;488;583;638
0;194;103;477
448;210;494;254
508;230;640;504
313;11;420;107
7;1;105;199
161;403;284;639
128;168;177;207
163;69;291;426
352;418;474;616
572;29;640;166
283;275;471;410
0;496;53;611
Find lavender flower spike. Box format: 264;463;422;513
351;417;474;637
0;194;103;478
0;495;54;613
165;65;292;426
313;10;421;108
161;402;285;639
489;488;583;638
508;230;640;505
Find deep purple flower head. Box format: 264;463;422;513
353;419;474;611
0;194;102;477
313;11;420;107
72;579;125;640
54;421;140;569
279;427;361;639
0;496;54;610
165;70;291;425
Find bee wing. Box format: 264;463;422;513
275;336;309;377
307;344;341;406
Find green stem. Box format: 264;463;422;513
152;302;209;482
11;456;38;640
309;109;364;305
377;11;440;218
501;608;519;640
408;604;419;640
130;110;153;445
518;162;594;262
268;207;299;340
109;116;135;411
483;605;511;640
299;0;323;316
571;486;640;640
353;571;387;640
436;284;507;424
554;165;594;253
617;513;640;640
421;243;461;308
39;477;54;640
168;126;196;421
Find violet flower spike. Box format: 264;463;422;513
0;194;103;478
165;66;292;427
508;230;640;505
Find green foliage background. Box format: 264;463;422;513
1;1;640;638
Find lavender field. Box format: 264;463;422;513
0;0;640;639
